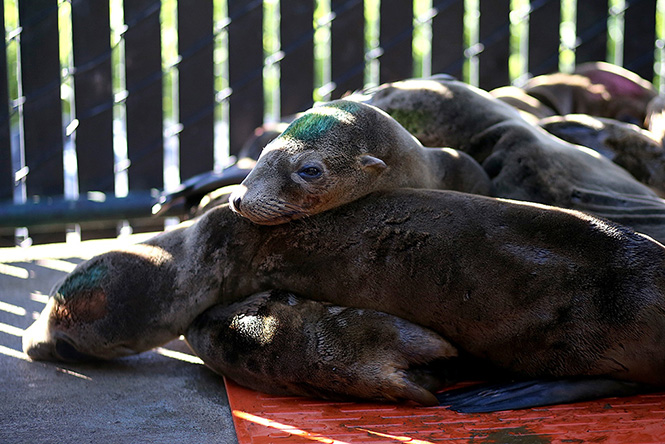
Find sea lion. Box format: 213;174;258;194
490;85;556;123
23;189;665;409
354;76;665;243
186;289;458;406
228;100;491;225
519;62;657;126
539;114;665;197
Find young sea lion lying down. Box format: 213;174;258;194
539;114;665;197
353;76;665;243
491;61;658;126
228;99;490;225
23;189;665;411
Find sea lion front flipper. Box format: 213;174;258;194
185;290;458;406
436;378;653;413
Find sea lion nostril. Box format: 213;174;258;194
54;339;94;362
232;196;242;211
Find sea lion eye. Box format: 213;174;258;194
297;165;322;180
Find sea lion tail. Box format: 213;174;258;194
436;378;654;413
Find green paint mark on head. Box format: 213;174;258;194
55;263;108;303
281;101;362;142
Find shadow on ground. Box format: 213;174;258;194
0;238;238;444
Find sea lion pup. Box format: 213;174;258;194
228;100;491;225
23;189;665;410
354;76;665;243
186;289;459;405
539;114;665;197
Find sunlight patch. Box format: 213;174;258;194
0;263;29;279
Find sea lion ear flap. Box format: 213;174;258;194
359;155;387;172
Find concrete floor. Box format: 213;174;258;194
0;235;238;444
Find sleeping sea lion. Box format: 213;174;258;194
539;114;665;197
23;189;665;409
490;85;556;123
519;62;657;126
354;77;665;243
228;100;491;225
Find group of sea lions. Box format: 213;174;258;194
23;62;665;413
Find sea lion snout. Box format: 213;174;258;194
22;297;96;362
228;185;246;214
22;300;58;361
22;297;116;362
23;332;94;362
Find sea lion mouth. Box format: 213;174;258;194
53;338;97;362
232;199;308;225
22;320;95;362
239;210;305;225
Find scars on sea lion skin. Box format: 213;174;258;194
23;190;665;406
228;100;490;225
355;76;665;243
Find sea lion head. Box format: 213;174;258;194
23;243;181;362
229;100;421;225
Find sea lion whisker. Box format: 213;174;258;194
251;205;283;218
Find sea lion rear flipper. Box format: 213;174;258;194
436;378;654;413
185;290;458;406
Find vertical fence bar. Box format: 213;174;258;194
280;0;314;116
624;0;657;80
575;1;608;64
228;0;263;156
0;0;11;201
330;0;364;98
509;0;529;84
431;0;465;79
123;0;163;191
478;0;511;90
378;0;413;83
656;0;665;90
413;0;433;78
607;0;625;66
71;0;114;194
528;0;561;76
18;0;63;198
178;0;215;180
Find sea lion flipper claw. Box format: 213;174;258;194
436;378;653;412
185;290;457;405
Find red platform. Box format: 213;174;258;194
225;378;665;443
